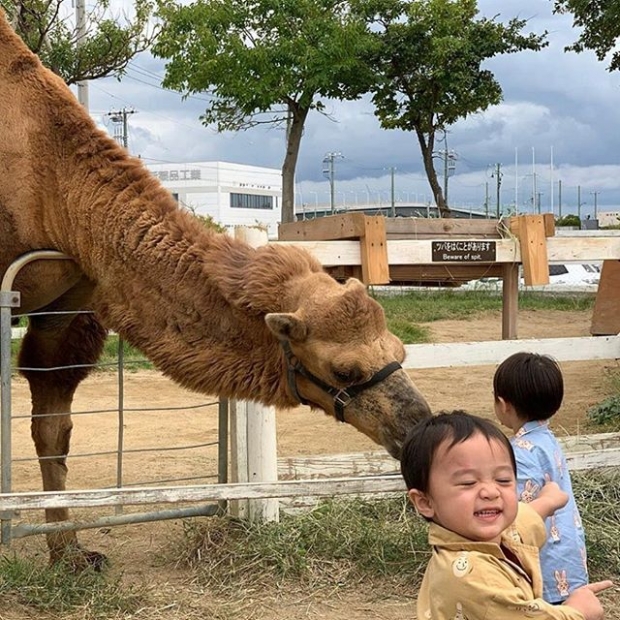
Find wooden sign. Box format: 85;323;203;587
431;240;497;262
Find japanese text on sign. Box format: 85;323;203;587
431;240;496;262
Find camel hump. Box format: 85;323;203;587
7;52;39;76
0;10;41;75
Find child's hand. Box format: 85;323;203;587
529;480;568;520
563;581;613;620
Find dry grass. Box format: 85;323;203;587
2;471;620;619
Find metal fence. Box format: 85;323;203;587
1;251;227;545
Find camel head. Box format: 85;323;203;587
265;276;431;458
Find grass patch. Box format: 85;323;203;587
573;469;620;579
171;496;429;593
169;469;620;596
0;554;144;617
376;289;595;343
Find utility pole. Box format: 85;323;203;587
75;0;89;110
106;108;136;150
577;185;582;221
389;167;396;217
558;179;562;218
591;191;600;220
485;182;489;218
537;192;543;213
432;135;457;211
491;163;502;218
322;152;343;215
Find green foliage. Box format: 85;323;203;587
586;364;620;430
0;554;144;616
154;0;378;223
361;0;547;215
554;1;620;71
1;0;156;84
100;335;152;371
194;213;228;234
555;214;581;227
587;396;620;429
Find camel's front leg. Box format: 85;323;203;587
29;388;85;565
19;309;107;570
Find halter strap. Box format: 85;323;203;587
280;340;402;422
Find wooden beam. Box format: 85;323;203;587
278;213;367;241
274;236;620;267
591;260;620;335
385;218;502;239
403;335;620;369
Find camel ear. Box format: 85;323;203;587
344;277;366;291
265;313;308;343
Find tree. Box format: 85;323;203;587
361;0;546;217
1;0;156;84
554;1;620;71
153;0;378;223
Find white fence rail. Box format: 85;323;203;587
2;231;620;529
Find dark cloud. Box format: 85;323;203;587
87;0;620;215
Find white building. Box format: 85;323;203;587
148;161;282;237
598;210;620;228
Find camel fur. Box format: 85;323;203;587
0;10;431;567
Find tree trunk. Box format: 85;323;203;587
416;128;452;218
281;103;309;224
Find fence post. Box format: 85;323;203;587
229;227;279;522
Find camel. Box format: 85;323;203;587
0;10;431;568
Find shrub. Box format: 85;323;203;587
555;214;581;227
587;395;620;428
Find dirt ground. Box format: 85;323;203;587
4;309;620;619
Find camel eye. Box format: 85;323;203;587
333;369;352;384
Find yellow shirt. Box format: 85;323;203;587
417;504;585;619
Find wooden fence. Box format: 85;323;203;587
1;221;620;532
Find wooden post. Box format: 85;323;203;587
360;216;390;284
591;260;620;335
229;226;279;522
228;399;249;519
509;214;552;286
502;263;519;339
278;213;389;285
247;403;279;522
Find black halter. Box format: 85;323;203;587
280;340;402;423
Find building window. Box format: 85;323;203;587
230;193;274;210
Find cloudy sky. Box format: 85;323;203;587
84;0;620;217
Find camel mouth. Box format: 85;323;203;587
386;443;402;460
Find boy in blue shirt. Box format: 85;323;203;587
494;352;588;603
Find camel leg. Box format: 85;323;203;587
18;295;106;569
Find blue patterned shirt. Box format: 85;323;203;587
511;420;589;603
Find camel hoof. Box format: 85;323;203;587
83;550;108;572
51;547;108;573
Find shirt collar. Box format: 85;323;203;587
514;419;549;438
